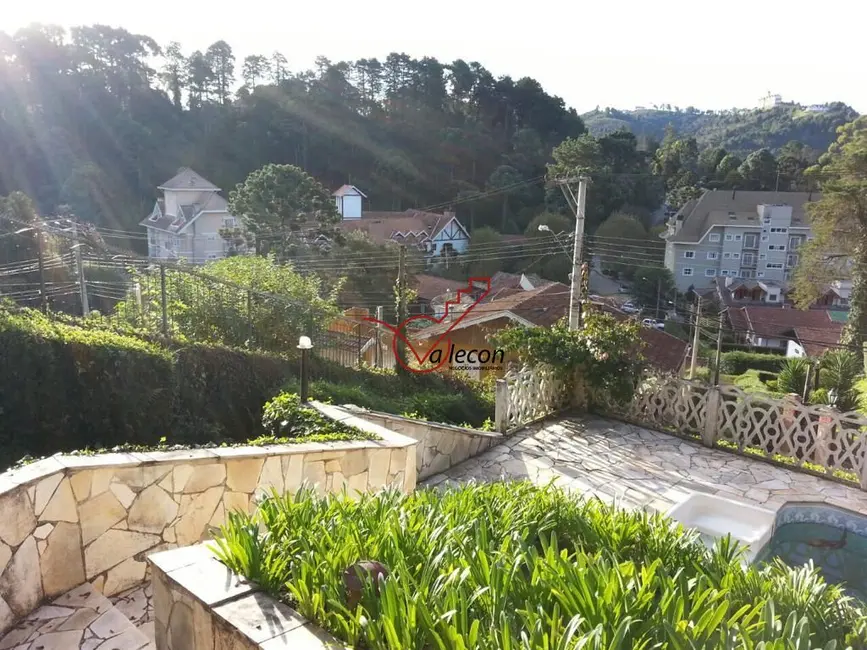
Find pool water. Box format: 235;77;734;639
754;515;867;601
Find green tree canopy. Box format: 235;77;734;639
793;116;867;347
738;148;778;190
116;255;339;350
631;266;676;317
228;164;340;254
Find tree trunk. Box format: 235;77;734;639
843;241;867;354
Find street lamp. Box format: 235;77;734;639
537;224;572;259
297;335;313;402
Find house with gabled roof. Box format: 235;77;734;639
332;186;470;264
140;168;243;263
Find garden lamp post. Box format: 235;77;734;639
298;335;313;402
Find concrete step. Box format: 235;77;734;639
0;582;154;650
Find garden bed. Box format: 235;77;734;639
212;482;867;649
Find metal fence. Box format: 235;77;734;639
1;251;397;370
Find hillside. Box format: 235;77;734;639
582;103;859;155
0;25;585;239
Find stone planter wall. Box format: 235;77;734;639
150;544;345;650
340;406;502;479
0;403;416;637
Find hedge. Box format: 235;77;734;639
719;351;785;375
0;308;495;468
0;309;298;468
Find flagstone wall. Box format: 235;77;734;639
0;404;416;637
339;406;502;479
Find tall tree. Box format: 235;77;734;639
270;51;288;85
228;164;340;255
205;40;235;104
793;117;867;347
159;41;187;108
738;148;779;190
242;55;269;88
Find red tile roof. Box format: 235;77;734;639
730;306;838;340
413;274;466;301
792;326;845;356
414;282;688;373
337;210;448;247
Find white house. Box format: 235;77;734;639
140;168;242;263
333;186;470;263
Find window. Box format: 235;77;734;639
770;227;788;234
707;251;718;260
682;268;693;277
148;213;159;222
786;254;799;267
763;216;771;223
734;234;742;241
767;294;778;302
761;235;769;241
757;272;765;278
744;234;759;248
725;234;733;242
705;268;716;277
206;233;217;241
766;262;783;270
741;270;755;279
683;250;695;259
742;253;755;265
207;253;219;260
723;252;731;259
768;245;786;251
165;238;173;251
709;233;721;243
789;236;804;249
148;231;156;245
223;217;237;228
720;270;730;277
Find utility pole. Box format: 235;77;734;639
655;277;662;320
35;226;47;313
558;176;589;330
688;295;702;379
712;309;725;386
72;223;89;316
396;245;408;372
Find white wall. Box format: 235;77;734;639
337;194;362;219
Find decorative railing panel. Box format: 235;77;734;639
498;365;568;432
716;387;867;482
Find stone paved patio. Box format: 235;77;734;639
424;414;867;516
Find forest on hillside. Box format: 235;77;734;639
582;104;858;155
0;24;589;240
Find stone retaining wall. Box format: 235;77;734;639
150;544;344;649
0;403;416;637
340;406;502;479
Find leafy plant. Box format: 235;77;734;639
492;311;645;403
819;349;863;411
719;351;784;375
212;482;867;650
261;392;362;438
777;357;811;395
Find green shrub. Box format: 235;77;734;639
777;357;809;395
261;392;361;438
719;351;784;375
734;369;783;396
212;483;867;649
808;388;831;406
283;370;495;428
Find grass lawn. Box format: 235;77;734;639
212;482;866;649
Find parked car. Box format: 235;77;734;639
621;302;641;314
618;285;630;294
642;318;665;331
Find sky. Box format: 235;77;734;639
2;0;865;115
